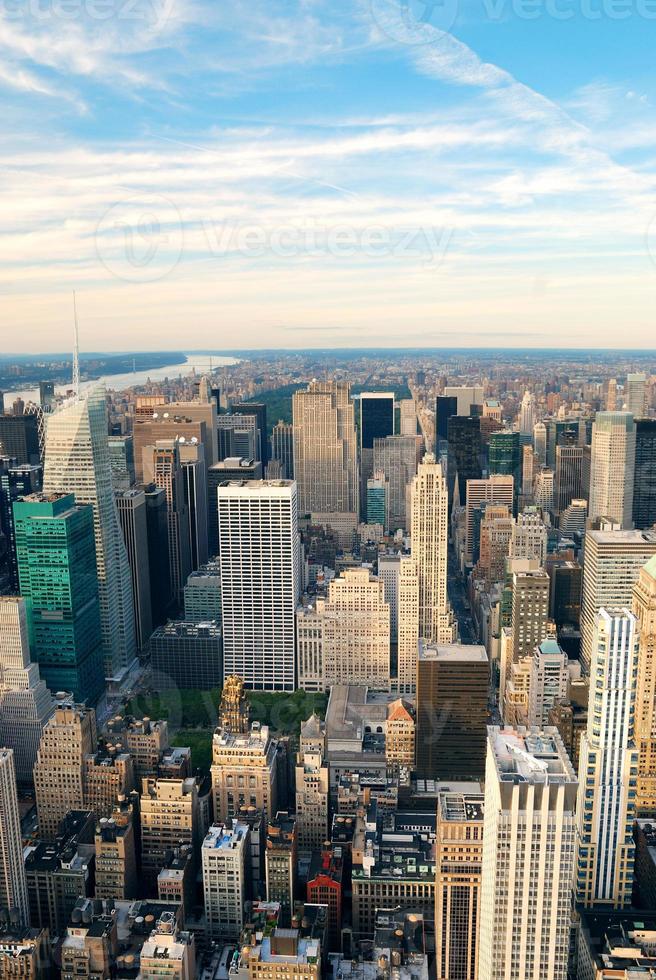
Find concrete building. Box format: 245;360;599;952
464;476;514;565
373;435;424;532
411;455;456;644
218;480;300;691
625;372;648;417
34;701;97;840
208;458;262;554
202;822;248;940
0;928;49;980
435;789;484;980
183;560;221;622
139;910;196;980
94;798;138;900
0;750;29;927
150;620;223;691
140;776;200;893
528;638;569;727
106;716;169;782
377;554;401;642
633;555;656;815
265;812;297;926
115;489;152;651
444;386;484;417
211;723;279;824
576;609;640;908
577;910;656;979
25;811;95;934
396;557;419;695
270;421;294;478
510;507;547;565
479;727;577;980
321;568;391;690
589;412;636;528
416;642;489;780
295;716;329;851
83;748;134;820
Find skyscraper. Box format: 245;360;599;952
555;443;584;514
633;419;656;530
373;434;424;531
144;484;172;626
464;475;514;566
319;568;391;690
0;459;42;592
632;556;656;816
479;727;577;980
0;749;29;927
444;385;484;416
115;489;153;651
230;401;268;464
519;390;535;435
179;439;209;571
218;480;300;690
533;420;547;465
396;556;419;694
0;596;54;787
488;430;521;506
14;493;105;705
270;421;294;478
410;454;456;644
292;380;358;518
589;411;636;528
359;392;394;449
435;395;458;450
42;386;136;680
625;372;647;417
151;439;192;601
576;609;639;908
34;700;97;840
447;416;482;508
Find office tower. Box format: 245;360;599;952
292;380;358;518
134;414;208;484
207;457;262;554
519;390;535;434
140;911;196;980
550;560;583;628
42;386;136;680
150;620;222;690
0;750;29;927
179;440;208;570
211;722;279;823
527;638;569;726
533;420;547;465
580;529;656;671
435;790;484;980
395;558;420;695
447;416;482;507
415;641;489;779
360;392;394;505
576;610;639;908
25;810;95;934
115;489;152;651
265;812;297;926
464;475;514;565
231;401;268;464
0;459;42;592
218;480;300;691
140;776;200;892
14;493;105;704
34;701;97;840
555;443;584;514
444;385;484;417
270;421;294;478
533;467;555;513
632;556;656;815
107;434;135;490
218;412;260;461
296;601;325;692
436;395;458;449
373;434;424;531
319;568;391;689
0;413;40;465
366;473;386;526
479;727;577;980
202;822;248;940
218;674;251;735
633;419;656;530
106;715;169;781
38;381;54;411
377;554;400;641
606;377;618;411
144;484;172;625
411;454;456;644
489;430;521;497
589;411;636;528
560;497;587;536
184;560;221;622
521;443;535;500
94;799;138;899
626;372;648;416
0;597;54;787
510;565;550;662
140;396;218;463
151;440;192;602
477;503;513;585
83;746;134;819
510;507;547;564
399;398;417;436
295;715;329;850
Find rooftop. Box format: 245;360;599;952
203;822;248;851
489;726;576;784
438;792;484;824
418;640;488;663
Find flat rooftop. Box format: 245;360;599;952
438;792;484;824
489;726;575;784
418;641;488;663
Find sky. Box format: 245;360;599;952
2;0;656;351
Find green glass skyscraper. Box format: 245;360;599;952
14;492;104;705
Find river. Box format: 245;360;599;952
3;353;240;406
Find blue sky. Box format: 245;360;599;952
2;0;656;350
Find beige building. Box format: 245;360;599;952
589;411;636;529
265;813;297;927
84;749;134;820
0;928;50;980
106;715;169;782
292;380;358;518
633;556;656;815
295;716;329;850
211;723;279;823
510;508;547;565
385;699;416;771
0;750;29;928
140;776;200;891
477;504;513;586
435;790;484;980
140;910;196;980
396;557;419;694
510;564;550;666
465;476;514;565
479;727;577;980
322;568;390;690
34;701;97;840
94;799;138;900
411;455;456;645
296;601;324;692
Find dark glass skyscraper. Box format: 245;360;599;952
488;431;521;509
230;402;268;464
436;395;458;455
0;460;42;592
634;419;656;530
447;416;482;508
359;392;395;450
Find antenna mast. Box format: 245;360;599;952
72;290;80;397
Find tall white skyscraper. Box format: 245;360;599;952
589;411;636;529
202;822;248;940
576;609;639;908
218;479;300;691
43;386;136;680
519;390;535;435
410;454;456;644
396;557;419;695
625;372;647;417
0;596;54;786
0;749;29;927
533;421;547;465
292;380;358;518
479;727;577;980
